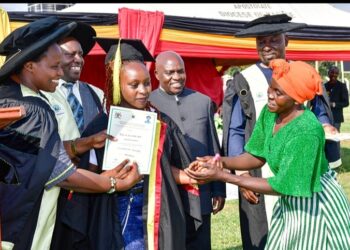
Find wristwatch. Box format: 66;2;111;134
107;176;117;194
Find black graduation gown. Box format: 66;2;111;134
0;79;62;249
52;107;198;250
222;75;268;250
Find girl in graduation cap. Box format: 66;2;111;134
78;38;203;250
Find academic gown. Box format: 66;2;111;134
0;79;62;249
51;106;199;250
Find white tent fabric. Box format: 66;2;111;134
61;3;350;28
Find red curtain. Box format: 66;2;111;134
118;7;164;70
117;7;224;105
81;44;226;107
81;8;165;90
80;43;107;91
81;9;226;105
183;57;223;107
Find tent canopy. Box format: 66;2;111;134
61;3;350;28
7;3;350;62
4;4;350;106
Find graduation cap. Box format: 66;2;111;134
235;14;307;37
94;37;154;105
59;21;96;56
0;16;77;81
94;37;155;64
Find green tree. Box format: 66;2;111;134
224;65;247;76
318;61;335;80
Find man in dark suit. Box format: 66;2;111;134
149;50;226;250
325;65;349;131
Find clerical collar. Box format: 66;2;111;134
159;86;183;99
159;86;179;100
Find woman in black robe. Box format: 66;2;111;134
52;39;202;250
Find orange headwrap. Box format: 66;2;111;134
269;59;323;104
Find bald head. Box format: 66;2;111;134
154;51;186;95
155;51;184;67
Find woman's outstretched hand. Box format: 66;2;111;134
185;154;224;182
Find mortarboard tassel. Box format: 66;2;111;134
112;39;122;105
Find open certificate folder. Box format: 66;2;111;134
102;106;158;174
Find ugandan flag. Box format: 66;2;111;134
143;107;202;250
143;114;202;249
145;119;163;250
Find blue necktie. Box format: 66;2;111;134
64;83;84;133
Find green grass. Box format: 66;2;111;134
211;200;242;250
211;106;350;250
337;105;350;201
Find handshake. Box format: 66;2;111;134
185;153;225;183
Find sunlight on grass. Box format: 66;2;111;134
211;200;242;250
337;106;350;200
340;106;350;133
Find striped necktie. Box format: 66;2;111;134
63;83;84;133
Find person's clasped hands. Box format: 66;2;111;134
102;159;143;192
104;135;143;190
185;154;224;183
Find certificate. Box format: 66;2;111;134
102;106;158;174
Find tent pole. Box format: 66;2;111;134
341;60;345;82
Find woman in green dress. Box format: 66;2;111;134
186;59;350;249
